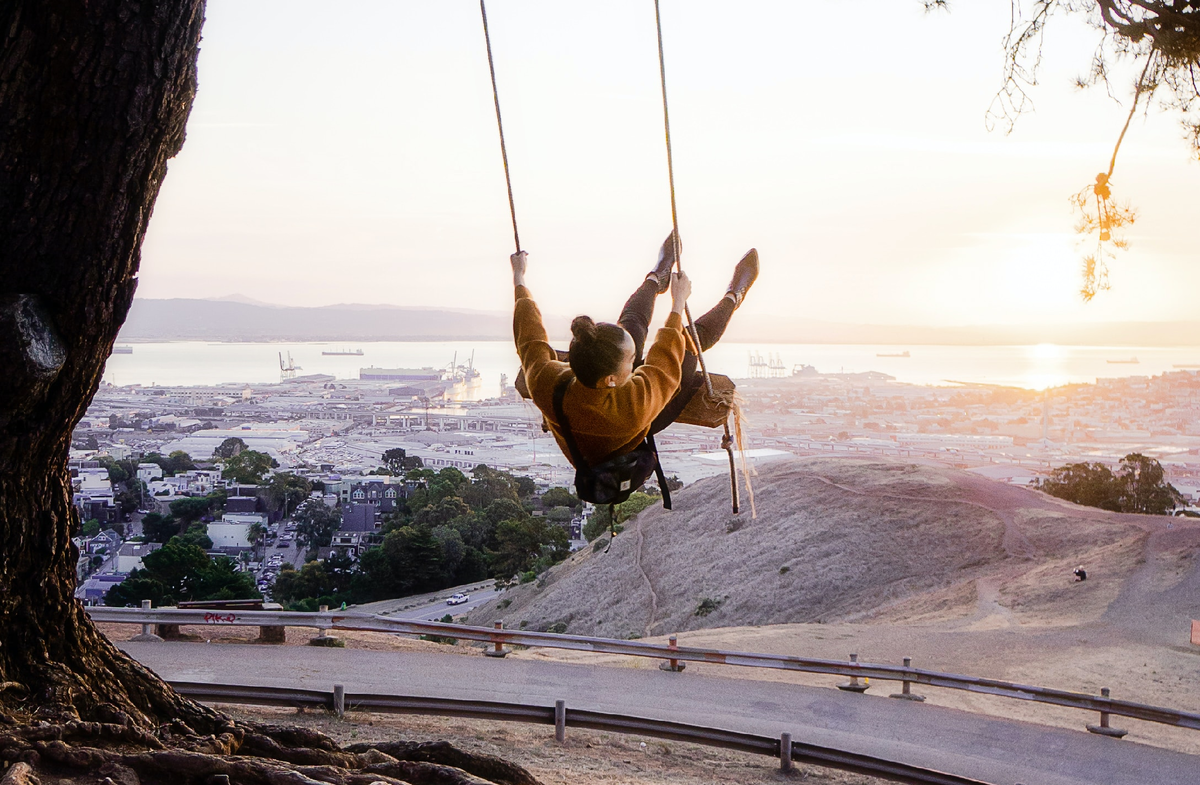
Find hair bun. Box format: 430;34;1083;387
571;315;596;341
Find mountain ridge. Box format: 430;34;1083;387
118;297;1200;345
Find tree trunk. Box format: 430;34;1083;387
0;0;221;729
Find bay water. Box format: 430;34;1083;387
102;341;1200;394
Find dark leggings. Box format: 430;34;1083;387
617;278;735;435
617;279;735;365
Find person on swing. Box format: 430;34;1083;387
512;232;758;470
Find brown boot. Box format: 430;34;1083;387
725;248;758;308
646;230;682;293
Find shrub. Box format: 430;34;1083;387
420;633;457;645
497;598;512;609
546;621;568;634
779;565;790;574
694;596;725;617
308;637;345;648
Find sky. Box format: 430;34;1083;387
137;0;1200;331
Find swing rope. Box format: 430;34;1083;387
652;0;715;403
480;0;521;255
653;0;740;514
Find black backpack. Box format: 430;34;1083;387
552;376;671;510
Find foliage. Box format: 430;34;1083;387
220;449;276;484
694;596;725;617
1118;452;1185;514
293;500;341;550
540;486;579;510
352;525;445;601
142;450;195;476
489;517;569;581
1037;453;1182;514
514;475;538;498
582;492;658;542
212;437;248;459
140;512;180;544
80;519;101;537
262;471;312;514
104;540;259;607
113;486;142;517
461;465;522;509
931;0;1200;298
381;448;408;476
174;523;213;551
282;464;547;606
272;557;353;607
169;494;214;525
248;521;268;551
97;456;131;484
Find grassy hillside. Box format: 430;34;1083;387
469;456;1187;641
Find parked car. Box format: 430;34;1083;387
446;593;469;606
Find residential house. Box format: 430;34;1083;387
115;541;161;573
136;463;164;484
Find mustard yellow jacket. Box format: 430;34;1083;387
514;284;686;467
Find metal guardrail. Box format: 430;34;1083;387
167;680;989;785
89;606;1200;735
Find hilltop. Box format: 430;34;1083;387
472;456;1197;639
466;456;1200;752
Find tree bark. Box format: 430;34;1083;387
0;1;220;728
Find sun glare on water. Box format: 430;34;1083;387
1020;343;1069;390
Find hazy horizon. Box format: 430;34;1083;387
136;1;1199;335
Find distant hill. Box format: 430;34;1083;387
468;457;1197;642
118;297;1200;345
116;298;569;342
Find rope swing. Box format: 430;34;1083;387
483;0;747;515
480;0;521;255
653;0;742;514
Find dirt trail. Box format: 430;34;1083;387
633;513;659;638
810;472;1040;560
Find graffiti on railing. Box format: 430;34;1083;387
203;612;236;624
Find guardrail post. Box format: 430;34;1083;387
484;620;508;658
310;605;341;647
779;732;793;772
130;599;163;642
554;699;566;742
333;684;345;718
837;653;869;693
889;657;925;702
659;634;686;672
1086;687;1128;738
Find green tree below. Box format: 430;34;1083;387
1037;453;1183;515
104;539;259;607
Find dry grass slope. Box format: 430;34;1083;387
471;456;1192;643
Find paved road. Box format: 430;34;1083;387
119;642;1199;785
384;588;501;621
349;581;499;621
